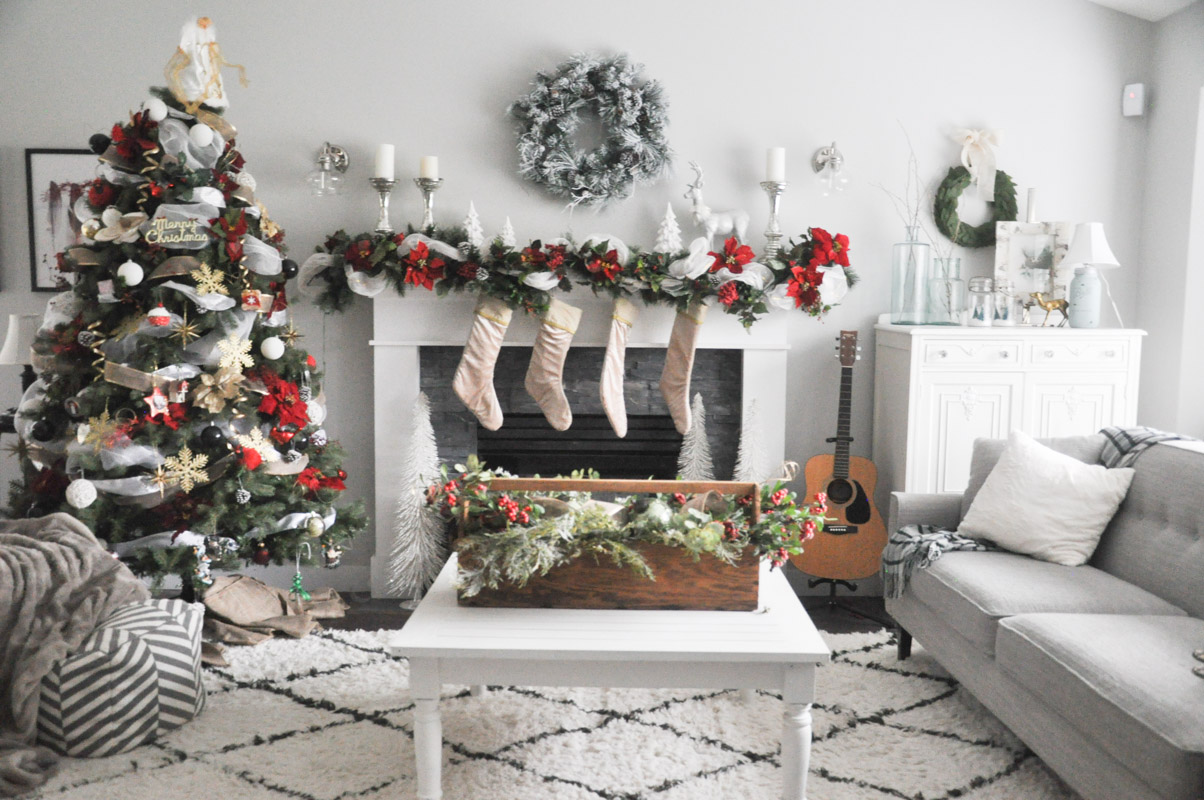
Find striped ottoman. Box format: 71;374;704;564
37;598;206;757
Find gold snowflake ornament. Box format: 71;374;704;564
217;333;255;372
192;264;229;296
80;409;121;453
163;445;210;493
236;426;281;463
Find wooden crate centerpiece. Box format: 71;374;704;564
455;478;763;612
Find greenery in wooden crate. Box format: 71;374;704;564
427;456;827;597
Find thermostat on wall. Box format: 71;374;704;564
1123;83;1145;117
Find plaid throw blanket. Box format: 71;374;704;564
881;525;996;599
1099;425;1194;468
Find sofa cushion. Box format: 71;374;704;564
959;431;1135;566
1090;443;1204;618
960;433;1105;521
997;613;1204;800
907;550;1185;655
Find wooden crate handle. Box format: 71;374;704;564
474;478;761;523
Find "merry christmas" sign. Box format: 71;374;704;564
144;218;210;247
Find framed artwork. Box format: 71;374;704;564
25;148;96;292
994;221;1073;303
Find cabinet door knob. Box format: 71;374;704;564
1044;349;1055;358
1000;350;1010;359
1105;350;1116;358
937;349;947;359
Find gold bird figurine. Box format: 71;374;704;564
1030;292;1069;327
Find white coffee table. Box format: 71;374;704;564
389;555;830;799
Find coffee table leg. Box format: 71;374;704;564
410;658;442;800
781;664;816;800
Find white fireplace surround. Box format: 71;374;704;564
369;292;789;597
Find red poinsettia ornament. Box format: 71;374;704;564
708;237;755;274
402;242;445;290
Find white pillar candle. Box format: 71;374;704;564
766;147;786;182
374;144;395;180
419;156;439;180
1026;188;1038;223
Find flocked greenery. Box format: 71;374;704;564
424;456;828;597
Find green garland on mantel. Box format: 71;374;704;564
933;165;1018;248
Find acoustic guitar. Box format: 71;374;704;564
790;330;888;581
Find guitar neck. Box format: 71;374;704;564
834;366;852;478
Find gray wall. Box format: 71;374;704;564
0;0;1184;588
1138;2;1204;435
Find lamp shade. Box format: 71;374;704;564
0;314;42;365
1063;222;1120;269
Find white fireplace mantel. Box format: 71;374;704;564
369;292;789;597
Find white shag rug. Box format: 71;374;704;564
24;629;1080;800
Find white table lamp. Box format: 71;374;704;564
0;314;41;390
1063;222;1122;328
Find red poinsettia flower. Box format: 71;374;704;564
148;402;189;431
585;249;622;282
520;242;547;269
306;354;317;369
832;233;851;267
87;180;116;210
110;110;158;160
709;237;755;274
318;473;346;492
344;239;375;272
787;262;824;310
256;368;310;428
544;243;567;269
403;242;445;290
296;467;322;492
718;282;740;307
212;212;248;263
458;261;480;280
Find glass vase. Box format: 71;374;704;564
890;225;930;325
925;257;966;325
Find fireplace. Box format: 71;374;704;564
370;292;789;596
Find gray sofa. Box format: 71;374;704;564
885;435;1204;800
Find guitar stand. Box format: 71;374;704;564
806;577;892;628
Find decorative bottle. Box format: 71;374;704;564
967;277;994;327
890;225;930;325
993;278;1018;326
1068;266;1102;328
925;257;967;325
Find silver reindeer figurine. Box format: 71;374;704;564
684;161;749;245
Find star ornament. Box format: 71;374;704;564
144;386;169;419
163;445;210;493
217;333;255;372
172;311;202;346
280;324;303;347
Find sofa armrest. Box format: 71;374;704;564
887;491;963;534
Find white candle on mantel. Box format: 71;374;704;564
374;144;395;180
419;156;439;180
766;147;786;182
1026;188;1038;223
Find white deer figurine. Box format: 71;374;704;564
684;161;750;245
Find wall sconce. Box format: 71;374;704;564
307;142;349;197
811;141;848;196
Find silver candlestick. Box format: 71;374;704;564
759;180;788;260
370;177;398;235
414;177;443;230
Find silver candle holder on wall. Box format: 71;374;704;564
759;180;787;260
414;177;443;230
370;178;398;235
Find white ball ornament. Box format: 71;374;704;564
66;478;98;509
116;260;144;286
189;123;214;148
144;97;168;122
101;207;123;227
260;336;285;360
305;515;326;538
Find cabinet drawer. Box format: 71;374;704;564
1028;340;1128;368
922;340;1021;367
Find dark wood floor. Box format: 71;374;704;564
325;593;892;635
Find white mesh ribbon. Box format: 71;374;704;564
951;128;1001;201
184;310;256;367
713;262;773;291
767;283;796;311
582;234;631;265
243;233;283;276
666;237;713;287
299;253;339;300
395;233;462;262
344;263;388;298
40;292;83;333
109;529;207;557
97;162;148;187
522;271;561;291
157;117;224;171
245;508;337;540
162;279;238;311
184;186;227;208
817;265;850;306
90;475;169;500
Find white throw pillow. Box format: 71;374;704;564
959;430;1135;566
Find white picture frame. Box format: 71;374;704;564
994;221;1073;304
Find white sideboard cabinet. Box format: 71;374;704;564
871;316;1145;498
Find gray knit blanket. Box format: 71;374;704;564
881;426;1197;601
0;514;149;797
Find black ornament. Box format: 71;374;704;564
27;504;48;518
291;433;309;452
281;259;299;279
199;425;225;448
88;133;111;154
31;419;53;442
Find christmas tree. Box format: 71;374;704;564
676;393;714;480
653;202;683;253
7;17;366;592
387;393;447;602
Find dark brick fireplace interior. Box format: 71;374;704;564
420;346;742;479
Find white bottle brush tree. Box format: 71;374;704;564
387;392;448;603
676;393;715;480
